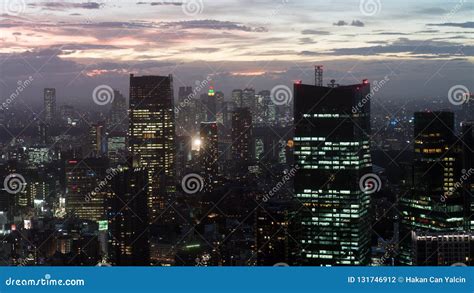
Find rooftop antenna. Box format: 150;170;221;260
315;65;323;86
328;79;339;88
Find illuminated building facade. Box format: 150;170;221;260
65;158;109;221
129;74;176;221
413;232;474;266
107;133;126;166
400;111;464;264
460;121;474;231
108;90;128;132
256;200;293;265
176;86;194;136
206;86;217;122
200;122;219;191
293;81;372;265
87;122;107;158
231;107;253;174
242;88;256;110
107;167;150;265
232;89;243;108
44;88;56;125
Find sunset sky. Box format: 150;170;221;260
0;0;473;105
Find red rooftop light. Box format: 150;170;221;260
362;79;369;84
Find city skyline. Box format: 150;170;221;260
0;0;473;270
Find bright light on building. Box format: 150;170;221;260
192;138;202;151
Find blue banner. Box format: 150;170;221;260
0;267;472;292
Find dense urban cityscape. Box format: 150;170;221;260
0;0;473;269
0;67;472;266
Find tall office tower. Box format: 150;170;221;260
106;167;150;265
232;89;243;107
242;88;256;110
108;90;127;132
86;122;107;158
256;200;293;265
400;111;464;265
293;80;372;265
231;107;253;174
200;122;219;191
65;158;109;221
37;122;48;145
194;93;206;123
176;86;193;136
129;74;176;221
216;91;224;109
107;131;127;166
222;101;236;129
462;94;474;122
44;88;56;125
412;232;474;266
255;90;272;126
59;105;76;125
176;135;192;178
205;86;217;122
461;121;474;230
215;91;225;124
179;86;193;104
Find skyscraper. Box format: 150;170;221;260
232;89;243;108
107;132;127;167
231;107;253;174
242;88;256;109
200;122;219;191
462;94;474;122
65;158;109;221
460;121;473;231
44;88;56;125
292;80;372;265
86;122;107;158
129;74;176;221
176;86;194;136
108;90;127;132
412;232;474;266
255;90;273;126
106;167;150;265
400;111;464;264
205;86;217;122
